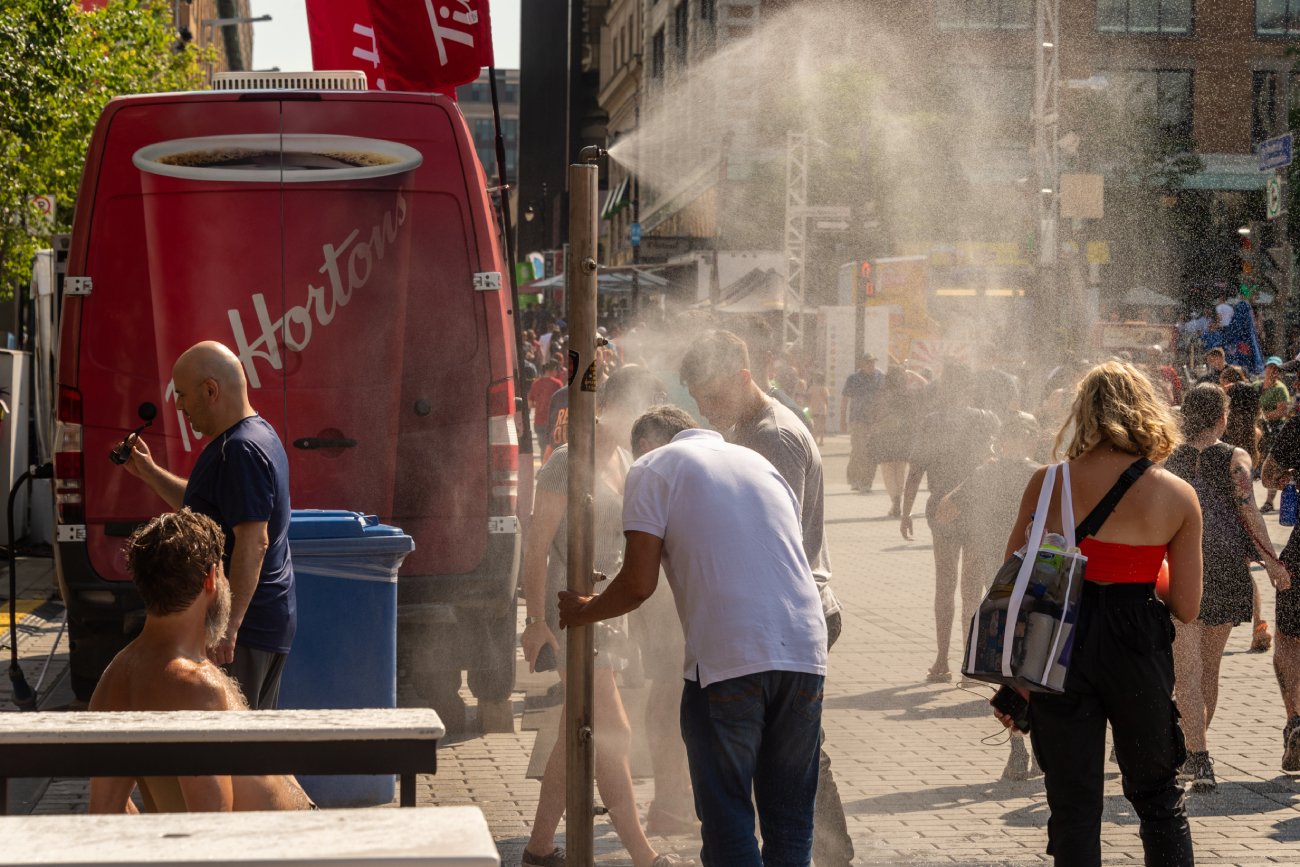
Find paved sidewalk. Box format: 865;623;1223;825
13;435;1300;864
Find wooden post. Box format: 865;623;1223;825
564;151;601;867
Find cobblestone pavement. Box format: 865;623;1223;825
9;436;1300;864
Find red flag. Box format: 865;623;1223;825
305;0;391;90
369;0;494;96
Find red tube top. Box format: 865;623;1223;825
1078;538;1166;584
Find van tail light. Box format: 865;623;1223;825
488;380;518;514
54;385;85;525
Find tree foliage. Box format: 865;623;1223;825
0;0;209;296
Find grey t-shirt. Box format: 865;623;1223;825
535;444;632;657
731;397;841;616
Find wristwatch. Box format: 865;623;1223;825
524;616;541;626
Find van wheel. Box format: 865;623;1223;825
467;614;516;703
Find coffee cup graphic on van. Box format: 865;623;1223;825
132;134;423;457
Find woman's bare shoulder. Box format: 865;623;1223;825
1145;465;1198;506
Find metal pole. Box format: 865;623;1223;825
1275;72;1293;356
565;148;602;867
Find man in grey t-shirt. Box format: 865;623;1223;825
680;330;853;867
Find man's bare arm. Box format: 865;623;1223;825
558;531;663;627
122;436;187;509
212;521;269;664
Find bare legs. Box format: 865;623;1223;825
1276;634;1300;720
645;677;693;825
525;668;660;867
881;462;906;516
1172;620;1234;753
930;531;981;678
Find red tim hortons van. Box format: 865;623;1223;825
53;72;520;720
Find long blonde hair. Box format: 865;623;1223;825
1054;360;1181;461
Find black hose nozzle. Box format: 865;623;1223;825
9;662;36;711
579;146;607;164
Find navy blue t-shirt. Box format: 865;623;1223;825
183;415;295;654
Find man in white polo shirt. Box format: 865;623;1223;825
559;405;827;867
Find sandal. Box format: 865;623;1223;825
1262;502;1276;514
650;856;698;867
1251;621;1273;653
926;666;952;683
521;848;566;867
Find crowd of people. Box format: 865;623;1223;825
518;312;1300;867
78;311;1300;867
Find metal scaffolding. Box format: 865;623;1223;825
1034;0;1060;269
783;130;809;348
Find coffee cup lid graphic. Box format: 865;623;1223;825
133;134;423;183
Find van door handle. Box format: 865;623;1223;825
293;437;358;450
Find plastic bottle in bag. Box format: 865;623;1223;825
1281;483;1298;527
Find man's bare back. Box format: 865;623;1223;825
89;639;313;812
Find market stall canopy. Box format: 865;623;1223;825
1121;286;1179;308
527;269;668;294
692;268;787;313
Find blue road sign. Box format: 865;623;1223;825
1259;133;1293;172
630;222;641;246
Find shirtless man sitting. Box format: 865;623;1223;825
89;508;313;813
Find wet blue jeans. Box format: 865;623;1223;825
680;670;825;867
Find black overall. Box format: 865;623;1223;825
1028;459;1194;867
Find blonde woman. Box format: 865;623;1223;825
993;361;1202;867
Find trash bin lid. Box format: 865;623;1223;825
288;510;415;557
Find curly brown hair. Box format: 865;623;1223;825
1054;360;1181;461
125;508;225;616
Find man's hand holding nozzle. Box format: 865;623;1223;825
119;434;154;480
557;591;596;629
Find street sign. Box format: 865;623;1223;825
791;205;851;220
1268;175;1283;219
630;221;641;246
1259;132;1293;171
28;194;55;226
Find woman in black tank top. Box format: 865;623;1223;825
1165;384;1291;793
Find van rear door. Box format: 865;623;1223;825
77;97;288;584
280;96;488;575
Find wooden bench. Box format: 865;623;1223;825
0;805;499;865
0;707;444;814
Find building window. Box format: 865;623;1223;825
474;118;494;148
935;0;1032;29
1254;71;1278;143
1097;0;1193;34
1101;69;1194;141
1258;0;1300;34
651;27;665;79
674;3;689;66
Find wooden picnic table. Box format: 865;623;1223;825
0;707;444;813
0;805;499;865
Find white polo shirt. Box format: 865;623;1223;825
623;428;827;687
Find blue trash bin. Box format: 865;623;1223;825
279;509;414;807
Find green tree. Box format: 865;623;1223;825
0;0;208;297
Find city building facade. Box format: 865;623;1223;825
457;69;521;188
581;0;1300;324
